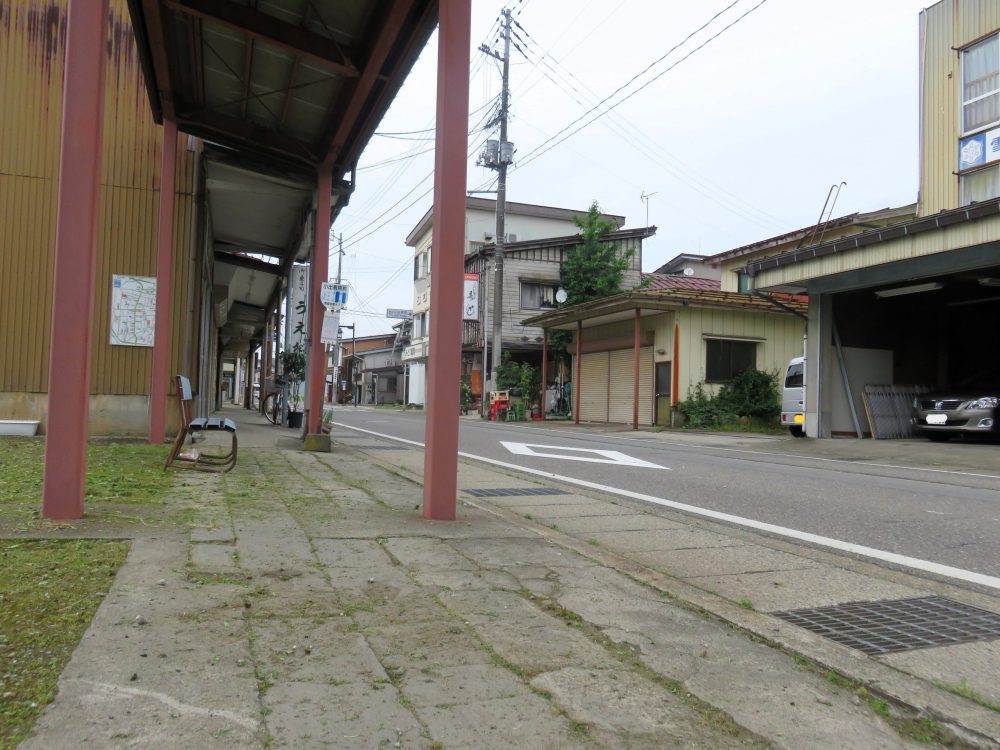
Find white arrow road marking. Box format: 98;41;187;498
500;441;669;470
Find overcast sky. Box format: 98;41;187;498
331;0;932;337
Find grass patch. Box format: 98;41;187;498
0;438;174;521
933;678;1000;713
737;597;753;610
0;539;129;748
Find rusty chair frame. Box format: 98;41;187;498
164;375;238;473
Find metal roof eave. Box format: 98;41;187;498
745;198;1000;280
524;289;807;330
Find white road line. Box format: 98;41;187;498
335;422;1000;592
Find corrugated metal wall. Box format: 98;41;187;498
920;0;1000;215
0;0;197;397
674;307;803;403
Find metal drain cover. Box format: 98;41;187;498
773;596;1000;655
465;487;568;498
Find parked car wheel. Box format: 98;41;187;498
789;425;804;437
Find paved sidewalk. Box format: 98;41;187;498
21;409;1000;749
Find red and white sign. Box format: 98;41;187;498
463;273;479;320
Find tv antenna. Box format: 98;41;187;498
640;190;657;228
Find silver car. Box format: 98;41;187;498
912;382;999;441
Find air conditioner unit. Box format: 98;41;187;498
506;233;517;242
483;232;494;241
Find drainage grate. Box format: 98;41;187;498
773;596;1000;656
465;487;569;498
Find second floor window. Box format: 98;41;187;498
961;164;1000;205
963;35;1000;134
520;281;558;310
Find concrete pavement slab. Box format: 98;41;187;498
530;667;758;750
262;681;426;749
881;640;1000;706
686;566;926;611
550;512;688;533
505;500;641;518
644;544;824;578
416;693;588;750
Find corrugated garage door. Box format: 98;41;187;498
576;347;653;425
578;352;609;422
608;347;654;425
608;349;634;424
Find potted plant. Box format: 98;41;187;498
279;343;307;428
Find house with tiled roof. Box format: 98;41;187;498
524;267;805;428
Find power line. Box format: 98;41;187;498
510;9;784;231
516;1;757;171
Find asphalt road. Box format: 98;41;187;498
330;407;1000;583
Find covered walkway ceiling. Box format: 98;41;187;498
127;0;438;351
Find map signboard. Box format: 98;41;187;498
110;275;156;347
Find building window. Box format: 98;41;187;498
413;246;431;280
705;338;757;383
413;312;428;339
961;164;1000;205
963;35;1000;134
520;281;558;310
736;270;750;293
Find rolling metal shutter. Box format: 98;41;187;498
577;352;609;422
607;347;654;425
607;349;634;424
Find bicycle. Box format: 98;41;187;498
261;384;285;425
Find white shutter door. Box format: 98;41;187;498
578;352;609;422
607;349;634;424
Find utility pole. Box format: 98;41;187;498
478;8;513;387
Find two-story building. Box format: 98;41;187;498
734;0;1000;439
403;198;625;405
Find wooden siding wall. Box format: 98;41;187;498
673;307;804;402
920;1;1000;215
0;0;197;396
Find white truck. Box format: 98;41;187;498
781;356;805;437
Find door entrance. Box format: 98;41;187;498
655;362;671;426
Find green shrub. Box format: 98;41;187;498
717;368;780;419
675;382;739;429
676;369;780;429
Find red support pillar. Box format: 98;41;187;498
632;308;640;430
540;330;548;422
307;168;332;435
422;0;470;521
574;320;582;425
149;118;177;444
41;0;109;520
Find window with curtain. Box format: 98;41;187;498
963;35;1000;134
520;281;558;309
705;338;757;383
961;164;1000;205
